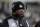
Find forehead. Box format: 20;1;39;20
16;9;24;11
18;9;24;10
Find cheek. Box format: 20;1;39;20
18;11;21;14
18;10;21;13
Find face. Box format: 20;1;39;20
15;9;24;15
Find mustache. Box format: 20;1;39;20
21;11;24;13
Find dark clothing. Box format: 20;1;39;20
0;23;2;27
35;21;40;27
2;15;28;27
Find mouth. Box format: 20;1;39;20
20;13;24;15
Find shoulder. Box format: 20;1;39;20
2;16;13;23
5;16;13;20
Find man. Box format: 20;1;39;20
2;1;28;27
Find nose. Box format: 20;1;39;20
21;9;24;11
21;9;24;12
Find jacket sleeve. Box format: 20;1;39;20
2;19;9;27
0;23;2;27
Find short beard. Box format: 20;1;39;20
15;13;24;19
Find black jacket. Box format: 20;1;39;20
2;15;28;27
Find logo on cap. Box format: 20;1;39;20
19;5;22;8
